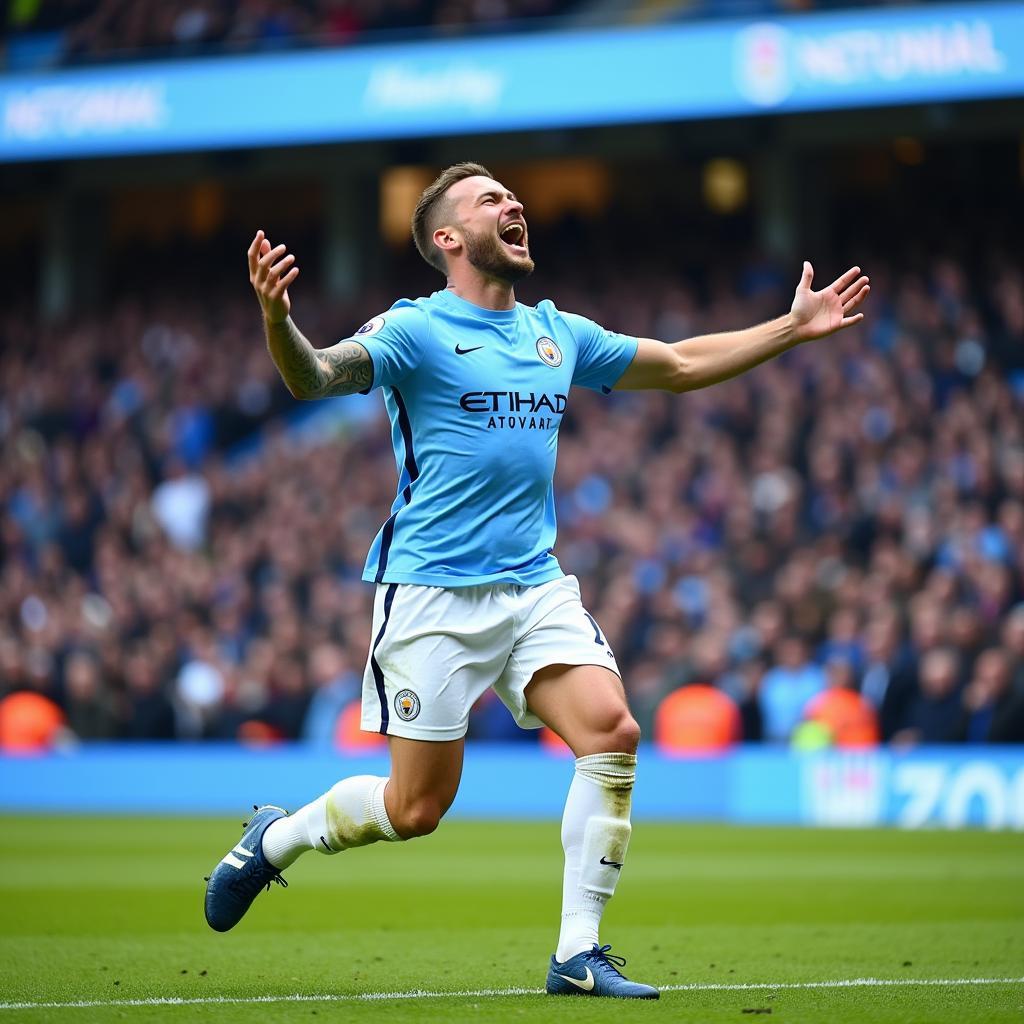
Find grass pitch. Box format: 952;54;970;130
0;816;1021;1022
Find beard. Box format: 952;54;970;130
462;225;535;284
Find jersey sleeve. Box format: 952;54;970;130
343;302;428;392
562;311;639;394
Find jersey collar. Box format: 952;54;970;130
436;288;519;323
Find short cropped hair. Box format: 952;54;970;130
412;162;493;275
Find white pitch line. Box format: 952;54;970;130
0;976;1021;1011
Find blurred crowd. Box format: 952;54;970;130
4;0;952;67
2;243;1024;750
5;0;575;66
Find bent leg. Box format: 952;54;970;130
525;664;640;963
262;737;463;867
250;581;484;880
385;735;464;839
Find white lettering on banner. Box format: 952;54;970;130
802;752;885;827
893;762;1024;830
364;64;504;112
3;83;166;141
944;763;1009;830
892;764;945;829
796;21;1005;86
736;19;1007;107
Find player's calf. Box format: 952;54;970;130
262;776;400;865
385;794;447;839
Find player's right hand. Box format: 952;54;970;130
248;230;300;325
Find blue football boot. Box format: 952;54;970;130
546;944;660;999
204;805;288;932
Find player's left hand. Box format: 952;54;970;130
789;262;870;343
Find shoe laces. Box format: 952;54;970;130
202;869;287;896
232;806;288;896
263;873;288;893
583;944;628;975
230;862;288;900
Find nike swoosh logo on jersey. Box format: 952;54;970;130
600;856;623;870
455;344;484;355
557;967;595;991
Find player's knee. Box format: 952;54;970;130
605;711;641;754
390;799;444;839
575;708;641;756
572;707;641;757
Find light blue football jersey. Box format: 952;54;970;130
352;288;637;587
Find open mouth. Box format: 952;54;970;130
499;221;528;255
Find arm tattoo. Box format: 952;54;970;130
318;342;374;397
265;316;373;399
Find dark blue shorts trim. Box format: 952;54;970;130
370;583;399;735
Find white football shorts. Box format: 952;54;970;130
360;574;620;741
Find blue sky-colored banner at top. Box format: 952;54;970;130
1;1;1022;162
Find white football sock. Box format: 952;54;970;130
262;775;399;869
555;752;636;963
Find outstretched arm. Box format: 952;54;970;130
616;263;870;393
248;230;373;400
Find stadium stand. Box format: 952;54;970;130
2;233;1023;749
2;0;969;69
4;0;581;67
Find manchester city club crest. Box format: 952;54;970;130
394;688;421;721
536;336;562;367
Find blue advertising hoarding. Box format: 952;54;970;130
1;2;1022;161
3;745;1023;830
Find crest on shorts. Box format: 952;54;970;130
394;689;421;722
536;337;562;367
355;316;385;337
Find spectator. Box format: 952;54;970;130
1003;605;1024;695
174;634;227;738
301;643;360;746
952;648;1024;744
261;655;311;740
759;637;826;742
859;615;917;742
121;645;176;740
151;458;211;552
62;651;118;740
895;647;963;746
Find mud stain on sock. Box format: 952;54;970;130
325;801;387;851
